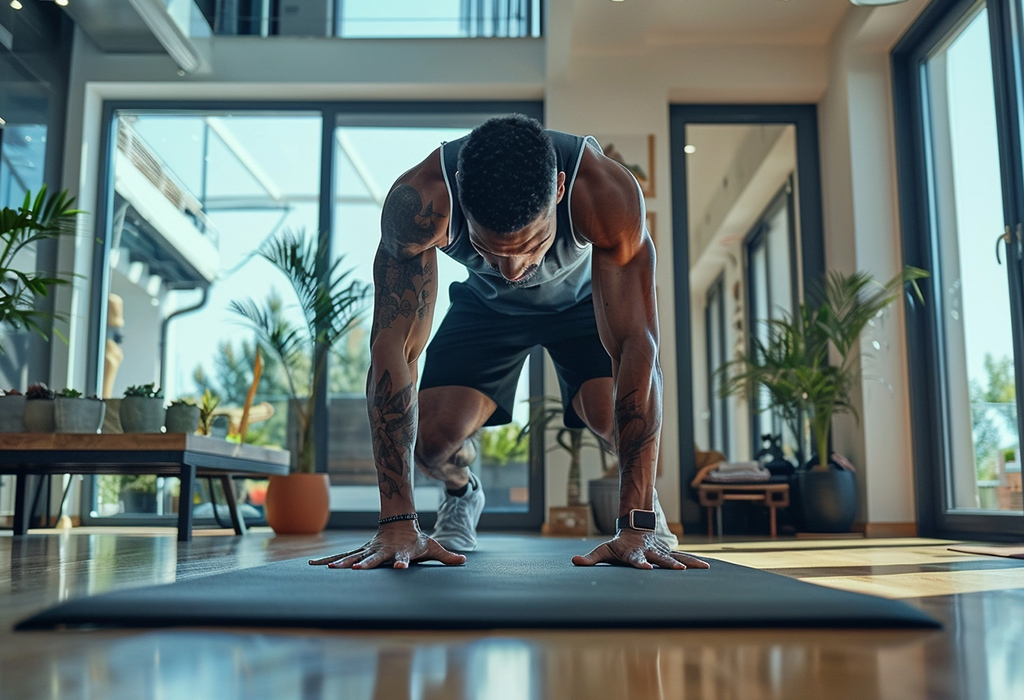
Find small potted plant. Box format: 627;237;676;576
519;395;609;535
23;382;56;432
120;383;165;433
0;389;26;432
197;389;220;436
55;388;106;433
165;397;200;434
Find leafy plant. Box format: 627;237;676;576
229;229;370;472
718;266;929;471
170;397;196;407
198;389;220;436
59;388;83;399
0;187;81;353
479;423;530;464
124;383;163;399
518;395;609;506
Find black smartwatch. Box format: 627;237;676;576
616;509;658;532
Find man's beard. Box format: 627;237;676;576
489;263;540;287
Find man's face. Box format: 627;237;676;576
466;172;566;286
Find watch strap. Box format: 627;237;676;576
616;509;658;532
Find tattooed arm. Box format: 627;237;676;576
310;157;465;570
570;145;709;571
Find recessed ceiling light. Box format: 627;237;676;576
684;145;697;154
10;1;23;10
850;0;909;5
611;0;626;3
56;0;69;6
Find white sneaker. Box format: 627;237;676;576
653;489;678;550
430;472;486;552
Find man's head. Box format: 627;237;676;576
457;115;565;285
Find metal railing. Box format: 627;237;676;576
206;0;542;39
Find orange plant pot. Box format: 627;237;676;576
264;473;330;535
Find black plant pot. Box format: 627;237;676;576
795;467;857;533
588;477;619;535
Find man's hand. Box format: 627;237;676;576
308;521;467;570
571;530;711;570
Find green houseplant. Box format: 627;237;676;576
120;383;166;433
165;397;200;434
54;387;105;434
519;395;613;533
230;229;369;534
0;187;81;355
718;266;928;531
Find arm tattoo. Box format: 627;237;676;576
369;370;416;500
381;185;444;258
614;389;659;480
372;254;434;337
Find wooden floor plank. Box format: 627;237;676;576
2;529;1022;700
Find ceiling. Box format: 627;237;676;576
570;0;852;51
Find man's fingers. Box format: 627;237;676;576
393;551;411;569
327;551;369;569
352;550;390;570
671;552;711;569
309;543;371;566
646;550;685;569
571;543;614;567
627;549;654;570
424;540;467;566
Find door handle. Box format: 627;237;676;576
996;226;1011;265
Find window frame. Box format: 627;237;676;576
80;100;547;531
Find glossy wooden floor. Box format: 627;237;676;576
2;528;1023;700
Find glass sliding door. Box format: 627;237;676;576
895;0;1024;536
87;109;323;523
923;7;1019;513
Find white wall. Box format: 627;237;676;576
818;2;930;527
52;1;932;527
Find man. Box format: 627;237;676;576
310;115;709;571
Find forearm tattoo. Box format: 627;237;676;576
614;389;660;485
369;370;416;500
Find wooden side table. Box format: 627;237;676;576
697;482;790;538
0;433;290;541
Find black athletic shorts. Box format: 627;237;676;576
419;289;613;428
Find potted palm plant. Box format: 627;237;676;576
718;266;928;532
1;187;80;356
230;229;369;534
519;395;611;535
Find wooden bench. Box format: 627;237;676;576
697;482;791;538
0;433;289;541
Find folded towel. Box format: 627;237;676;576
705;465;771;483
714;461;762;473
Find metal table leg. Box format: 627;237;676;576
177;463;196;542
13;472;30;536
220;475;246;536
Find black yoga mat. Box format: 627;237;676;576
16;538;939;631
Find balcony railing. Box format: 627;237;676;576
199;0;542;39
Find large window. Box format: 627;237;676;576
84;102;545;529
895;0;1024;536
745;184;800;463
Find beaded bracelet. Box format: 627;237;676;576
378;513;419;525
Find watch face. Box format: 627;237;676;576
630;510;657;531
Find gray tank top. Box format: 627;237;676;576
439;130;597;315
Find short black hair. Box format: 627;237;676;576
457;114;557;235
